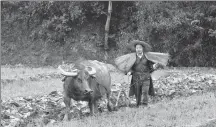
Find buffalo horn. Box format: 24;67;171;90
58;65;78;76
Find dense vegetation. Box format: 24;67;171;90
1;1;216;67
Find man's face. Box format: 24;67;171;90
135;44;143;54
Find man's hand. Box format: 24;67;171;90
153;63;159;70
127;71;132;76
153;63;165;70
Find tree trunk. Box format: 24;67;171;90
60;46;64;64
104;1;112;61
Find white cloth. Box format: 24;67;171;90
137;52;158;70
137;52;143;59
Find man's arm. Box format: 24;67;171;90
147;60;162;73
125;63;135;76
147;60;155;73
126;68;134;76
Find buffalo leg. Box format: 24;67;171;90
88;100;93;115
93;101;99;114
63;96;71;121
106;93;113;112
89;100;99;115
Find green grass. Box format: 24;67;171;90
1;65;128;101
50;92;216;127
1;66;63;101
1;79;63;101
1;66;59;81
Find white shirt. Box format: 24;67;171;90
137;52;158;69
137;52;143;59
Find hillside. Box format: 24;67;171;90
1;1;216;67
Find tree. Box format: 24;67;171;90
104;1;112;61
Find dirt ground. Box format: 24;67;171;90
1;65;216;127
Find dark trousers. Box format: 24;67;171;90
148;77;155;96
129;73;150;106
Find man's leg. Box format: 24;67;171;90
148;77;155;96
129;84;135;97
128;84;135;106
142;80;150;105
135;83;142;107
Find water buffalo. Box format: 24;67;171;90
58;60;113;120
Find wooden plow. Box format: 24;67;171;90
110;75;132;107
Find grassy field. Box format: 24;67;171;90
1;65;128;100
50;92;216;127
1;65;216;127
1;66;62;100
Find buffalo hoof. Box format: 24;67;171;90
107;102;114;112
142;102;148;106
141;103;148;108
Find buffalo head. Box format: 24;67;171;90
58;65;96;95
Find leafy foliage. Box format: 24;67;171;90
133;1;216;67
1;1;216;66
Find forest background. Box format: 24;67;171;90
1;1;216;67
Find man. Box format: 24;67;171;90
126;40;159;107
